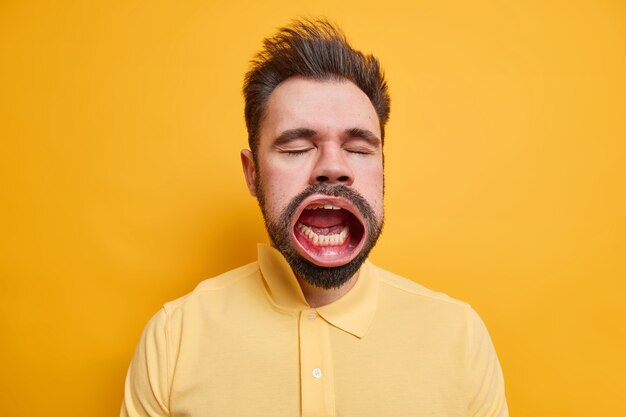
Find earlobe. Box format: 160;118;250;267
240;149;257;197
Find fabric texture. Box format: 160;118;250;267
121;244;508;417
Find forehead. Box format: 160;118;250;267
260;77;381;141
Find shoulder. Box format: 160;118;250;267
371;263;469;311
162;261;261;316
370;263;498;357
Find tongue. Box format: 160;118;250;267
298;208;349;228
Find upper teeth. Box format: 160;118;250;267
307;204;341;210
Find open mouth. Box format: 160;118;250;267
290;196;367;267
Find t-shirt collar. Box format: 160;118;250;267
257;244;378;339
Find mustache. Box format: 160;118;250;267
283;184;374;221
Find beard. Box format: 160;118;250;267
256;182;384;289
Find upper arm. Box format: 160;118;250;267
121;308;171;417
466;306;509;417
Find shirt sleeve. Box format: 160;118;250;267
120;308;171;417
466;306;509;417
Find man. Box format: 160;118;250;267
121;19;508;417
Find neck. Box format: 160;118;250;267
296;270;360;308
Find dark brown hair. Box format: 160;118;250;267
243;19;390;156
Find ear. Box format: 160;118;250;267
240;149;257;197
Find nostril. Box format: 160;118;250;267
338;176;349;182
316;175;329;182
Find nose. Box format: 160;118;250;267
310;145;354;185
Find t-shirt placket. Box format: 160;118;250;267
298;309;335;417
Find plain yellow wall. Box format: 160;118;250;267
1;0;625;415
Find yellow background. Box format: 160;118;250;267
1;0;624;415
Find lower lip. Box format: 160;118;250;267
291;220;365;267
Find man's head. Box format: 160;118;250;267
243;19;390;157
241;19;390;289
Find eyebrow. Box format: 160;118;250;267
272;127;381;147
273;128;317;147
345;128;381;146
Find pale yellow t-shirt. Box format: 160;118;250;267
121;244;508;417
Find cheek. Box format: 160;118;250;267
259;172;299;217
259;157;310;194
360;167;385;216
372;183;385;219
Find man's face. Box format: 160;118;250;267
242;76;384;288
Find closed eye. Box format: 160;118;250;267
282;148;313;156
346;149;370;155
344;146;376;155
343;134;380;156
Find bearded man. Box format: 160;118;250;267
121;19;508;417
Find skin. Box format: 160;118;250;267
241;76;384;307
